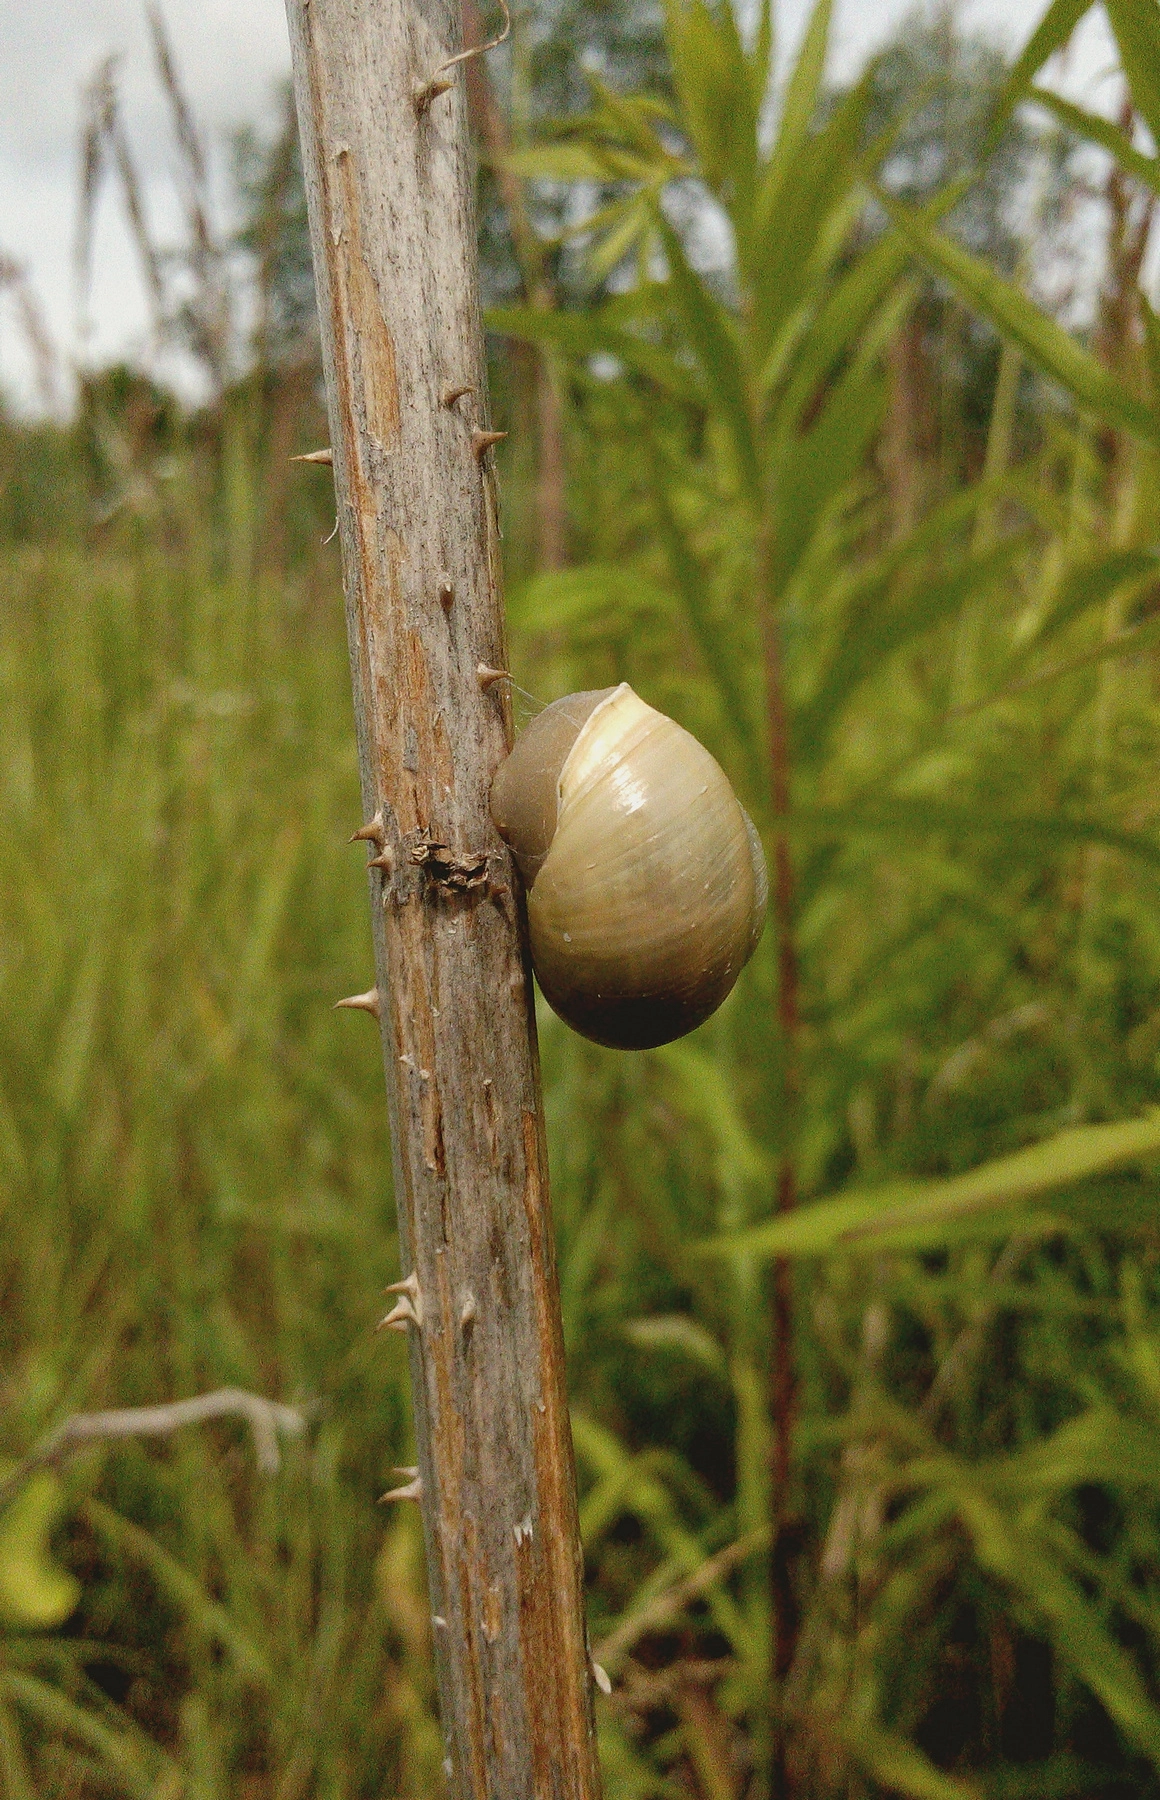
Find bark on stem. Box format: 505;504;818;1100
283;5;601;1797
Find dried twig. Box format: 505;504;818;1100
0;254;59;410
0;1389;308;1515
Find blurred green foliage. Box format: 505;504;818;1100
5;0;1160;1795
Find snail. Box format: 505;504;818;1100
490;683;767;1050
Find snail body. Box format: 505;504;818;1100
490;683;767;1050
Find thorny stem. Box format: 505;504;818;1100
284;1;600;1793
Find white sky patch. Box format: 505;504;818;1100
0;0;1129;414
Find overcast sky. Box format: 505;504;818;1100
0;0;1121;414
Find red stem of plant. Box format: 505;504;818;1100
762;596;801;1799
461;0;567;571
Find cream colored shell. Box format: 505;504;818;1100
491;683;766;1050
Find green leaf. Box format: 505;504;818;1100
641;432;763;790
751;64;872;351
987;0;1094;146
503;144;645;184
845;1725;984;1800
802;797;1160;875
990;1407;1160;1495
772;356;888;588
3;1670;163;1798
750;0;773;116
508;562;677;635
755;0;833;232
0;1472;80;1631
652;210;760;501
955;606;1160;723
880;194;1160;450
623;1315;730;1380
1027;547;1160;649
485;305;705;406
698;1112;1160;1261
1028;87;1160;199
663;0;760;216
955;1490;1160;1768
799;538;1027;750
87;1498;271;1686
767;227;906;410
1106;0;1160;150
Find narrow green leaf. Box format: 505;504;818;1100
642;434;763;791
956;1492;1160;1767
990;1408;1160;1496
846;1725;984;1800
663;0;759;211
1106;0;1160;150
959;608;1160;719
486;305;705;406
87;1499;271;1687
803;797;1160;872
623;1315;730;1380
772;358;887;588
751;68;873;348
767;228;905;409
799;538;1027;750
881;194;1160;449
4;1671;160;1797
987;0;1094;145
652;210;760;501
760;0;833;206
750;0;773;115
503;144;647;184
698;1112;1160;1261
1029;86;1160;197
508;562;677;635
1027;547;1160;648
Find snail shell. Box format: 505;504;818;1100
490;683;767;1050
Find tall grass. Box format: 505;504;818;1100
0;533;450;1794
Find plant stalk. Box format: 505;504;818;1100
461;0;568;570
283;3;601;1794
761;588;802;1800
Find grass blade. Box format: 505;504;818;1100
880;194;1160;449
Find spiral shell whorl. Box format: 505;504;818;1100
491;684;766;1050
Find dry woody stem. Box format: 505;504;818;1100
0;1390;306;1514
283;2;601;1797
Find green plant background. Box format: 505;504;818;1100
5;0;1160;1794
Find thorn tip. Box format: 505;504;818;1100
413;74;454;113
476;664;510;690
349;810;385;846
377;1294;421;1331
384;1272;423;1325
380;1475;423;1503
291;447;334;465
471;427;507;460
334;987;381;1018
